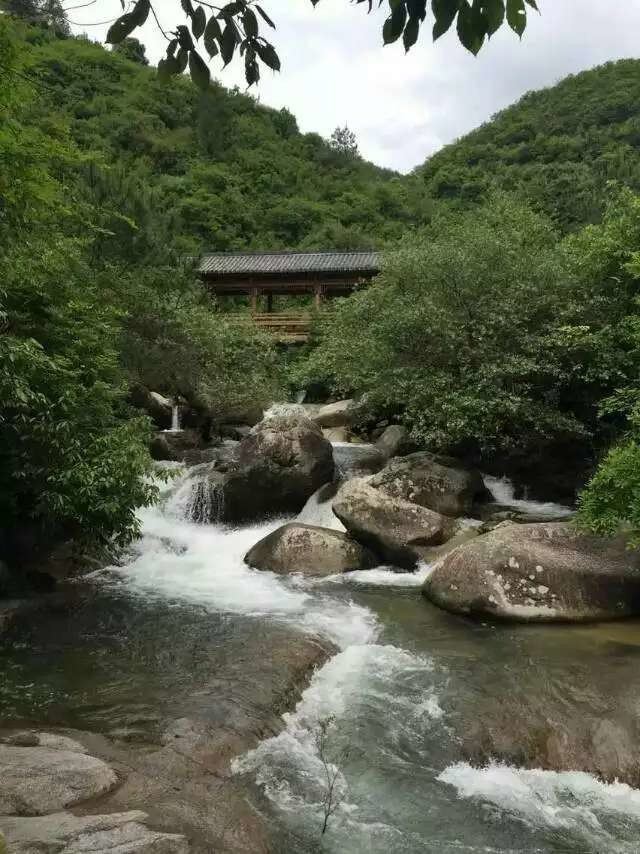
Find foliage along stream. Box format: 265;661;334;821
2;448;640;853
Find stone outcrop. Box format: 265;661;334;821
333;478;455;568
423;521;640;622
0;736;117;815
189;414;334;524
370;452;487;517
245;523;377;576
375;424;416;459
1;810;188;853
129;385;173;430
312;399;357;429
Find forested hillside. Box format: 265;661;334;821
23;29;422;252
416;59;640;231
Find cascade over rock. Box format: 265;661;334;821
333;478;456;568
183;414;334;524
245;523;377;576
423;521;640;622
370;452;488;517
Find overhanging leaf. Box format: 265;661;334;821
189;49;210;89
192;5;206;38
403;15;419;50
176;24;195;50
406;0;427;20
254;40;280;71
506;0;526;36
456;0;484;53
204;16;221;56
242;8;258;37
180;0;194;18
255;4;275;28
482;0;504;36
219;21;238;65
106;13;138;44
157;56;179;82
176;46;189;71
245;49;260;85
432;0;459;40
383;0;407;44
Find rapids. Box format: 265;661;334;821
2;450;640;852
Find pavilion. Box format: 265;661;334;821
198;249;380;342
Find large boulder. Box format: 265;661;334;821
333;478;455;568
375;425;416;459
129;385;173;430
181;415;334;524
0;737;117;815
370;452;487;517
312;399;357;429
423;521;640;622
245;523;377;576
0;810;188;853
149;429;206;463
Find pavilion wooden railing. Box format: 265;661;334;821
226;311;312;343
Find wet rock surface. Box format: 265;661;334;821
333;478;455;568
2;810;188;853
370;452;487;517
0;737;117;816
374;424;416;459
312;398;357;429
0;592;333;853
245;522;378;576
423;521;640;622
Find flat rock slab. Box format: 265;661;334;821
0;810;188;853
0;743;117;815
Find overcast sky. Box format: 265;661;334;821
70;0;640;172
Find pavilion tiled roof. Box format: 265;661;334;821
199;249;380;277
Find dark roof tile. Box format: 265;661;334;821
199;250;380;276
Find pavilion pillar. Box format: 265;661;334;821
250;287;259;314
314;282;324;309
266;292;273;313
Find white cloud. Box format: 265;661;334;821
70;0;640;172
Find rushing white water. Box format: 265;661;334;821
233;644;444;832
91;462;640;853
171;404;181;432
296;484;346;531
327;564;434;588
99;474;377;650
439;762;640;853
483;474;573;517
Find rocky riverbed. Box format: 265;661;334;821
4;407;640;852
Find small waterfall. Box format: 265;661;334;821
171;404;181;432
483;474;573;517
165;467;225;524
185;477;225;524
295;389;307;404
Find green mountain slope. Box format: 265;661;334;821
415;59;640;230
24;31;421;253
